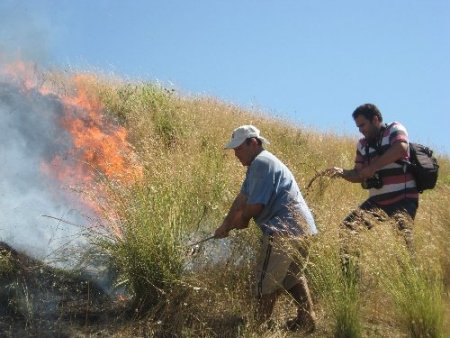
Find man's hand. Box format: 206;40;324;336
358;165;377;180
324;167;344;178
323;167;362;183
358;141;408;180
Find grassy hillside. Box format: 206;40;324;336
93;73;450;337
2;71;450;337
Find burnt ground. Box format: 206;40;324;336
0;242;133;337
0;242;251;337
5;240;433;338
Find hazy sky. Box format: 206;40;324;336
2;0;449;154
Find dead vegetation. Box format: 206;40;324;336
0;241;131;336
0;70;449;337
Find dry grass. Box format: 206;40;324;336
83;73;450;337
2;70;449;337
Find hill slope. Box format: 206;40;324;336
1;68;449;337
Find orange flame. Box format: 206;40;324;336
3;61;142;237
60;74;143;185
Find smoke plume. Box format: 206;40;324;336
0;75;93;264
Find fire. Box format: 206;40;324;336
1;60;38;90
2;61;142;232
0;60;52;95
60;74;143;185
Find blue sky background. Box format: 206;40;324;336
2;0;449;154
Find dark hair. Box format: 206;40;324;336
352;103;383;122
245;137;262;146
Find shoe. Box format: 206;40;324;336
285;312;316;333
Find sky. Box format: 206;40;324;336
2;0;450;154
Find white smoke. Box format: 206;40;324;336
0;5;118;302
0;79;93;265
0;1;95;265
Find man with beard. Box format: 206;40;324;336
325;103;419;249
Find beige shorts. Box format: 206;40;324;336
253;235;306;297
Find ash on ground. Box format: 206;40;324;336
0;241;130;336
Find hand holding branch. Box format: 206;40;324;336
323;167;345;178
306;167;344;191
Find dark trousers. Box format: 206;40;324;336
340;198;418;276
343;198;418;231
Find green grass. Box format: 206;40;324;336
386;263;444;338
304;231;362;338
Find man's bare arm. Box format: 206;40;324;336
214;193;264;238
359;141;408;179
324;166;364;183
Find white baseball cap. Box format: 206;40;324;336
224;125;270;149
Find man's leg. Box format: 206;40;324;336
393;213;414;252
286;276;316;332
256;292;277;324
384;199;418;253
254;235;282;326
342;200;381;230
339;200;381;279
254;236;315;328
283;239;316;332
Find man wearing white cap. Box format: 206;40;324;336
214;125;318;332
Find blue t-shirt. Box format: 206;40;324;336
240;150;317;236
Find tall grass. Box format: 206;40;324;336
105;183;186;310
356;211;446;338
314;256;363;338
305;222;363;337
58;73;450;336
382;257;444;338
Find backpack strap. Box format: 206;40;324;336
364;124;387;163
